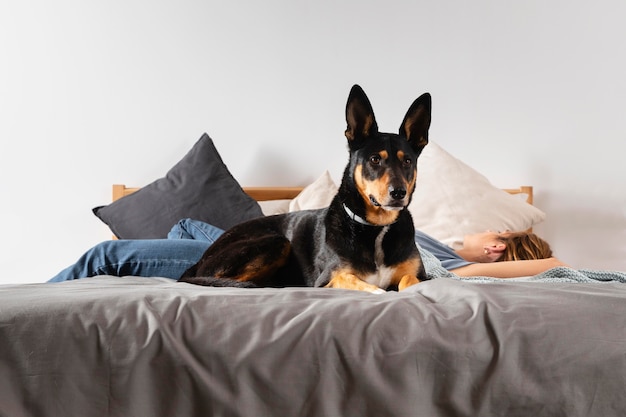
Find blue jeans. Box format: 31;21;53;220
48;219;224;282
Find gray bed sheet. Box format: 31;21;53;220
1;276;626;417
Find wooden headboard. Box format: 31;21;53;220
504;185;534;205
112;185;306;203
112;184;534;204
110;184;534;239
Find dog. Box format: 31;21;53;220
179;84;431;293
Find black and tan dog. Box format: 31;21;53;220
179;85;431;293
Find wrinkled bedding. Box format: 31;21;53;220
2;273;626;417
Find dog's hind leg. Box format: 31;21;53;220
179;234;291;287
398;275;420;291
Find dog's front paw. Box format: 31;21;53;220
326;272;388;294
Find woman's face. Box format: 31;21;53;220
462;231;511;262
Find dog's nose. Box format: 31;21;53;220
390;187;406;200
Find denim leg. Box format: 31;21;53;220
167;219;225;242
48;239;211;282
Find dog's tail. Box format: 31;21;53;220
178;276;259;288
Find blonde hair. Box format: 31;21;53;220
496;232;553;262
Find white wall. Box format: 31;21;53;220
1;0;624;284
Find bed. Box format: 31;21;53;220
2;134;626;417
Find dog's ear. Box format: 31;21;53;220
345;84;378;146
399;92;431;152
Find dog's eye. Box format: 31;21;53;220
370;155;381;165
403;157;412;167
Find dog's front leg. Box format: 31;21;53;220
325;270;386;294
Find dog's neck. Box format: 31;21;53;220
343;203;397;226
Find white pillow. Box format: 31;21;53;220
288;170;338;212
257;171;338;215
408;142;546;249
259;146;545;249
258;199;291;216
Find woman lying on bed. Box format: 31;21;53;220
49;219;567;283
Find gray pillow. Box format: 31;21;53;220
93;133;263;239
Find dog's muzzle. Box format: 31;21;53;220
369;195;382;207
370;190;407;211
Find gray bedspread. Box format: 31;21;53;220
2;274;626;417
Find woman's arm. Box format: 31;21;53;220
450;257;570;278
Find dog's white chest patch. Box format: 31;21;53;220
363;226;394;288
